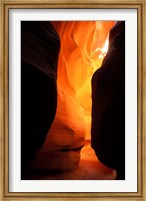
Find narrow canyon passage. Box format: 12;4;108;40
26;21;115;179
21;21;125;180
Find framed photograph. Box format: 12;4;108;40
0;0;145;200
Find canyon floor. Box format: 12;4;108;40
22;140;117;180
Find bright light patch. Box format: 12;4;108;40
99;38;109;58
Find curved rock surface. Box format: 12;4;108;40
91;21;125;179
21;21;115;173
21;21;60;170
32;21;114;171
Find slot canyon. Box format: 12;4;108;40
21;21;125;180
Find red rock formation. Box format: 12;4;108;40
31;21;115;171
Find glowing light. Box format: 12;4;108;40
98;38;109;59
91;37;109;64
98;54;104;59
101;38;109;54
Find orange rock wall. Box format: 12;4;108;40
31;21;115;171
